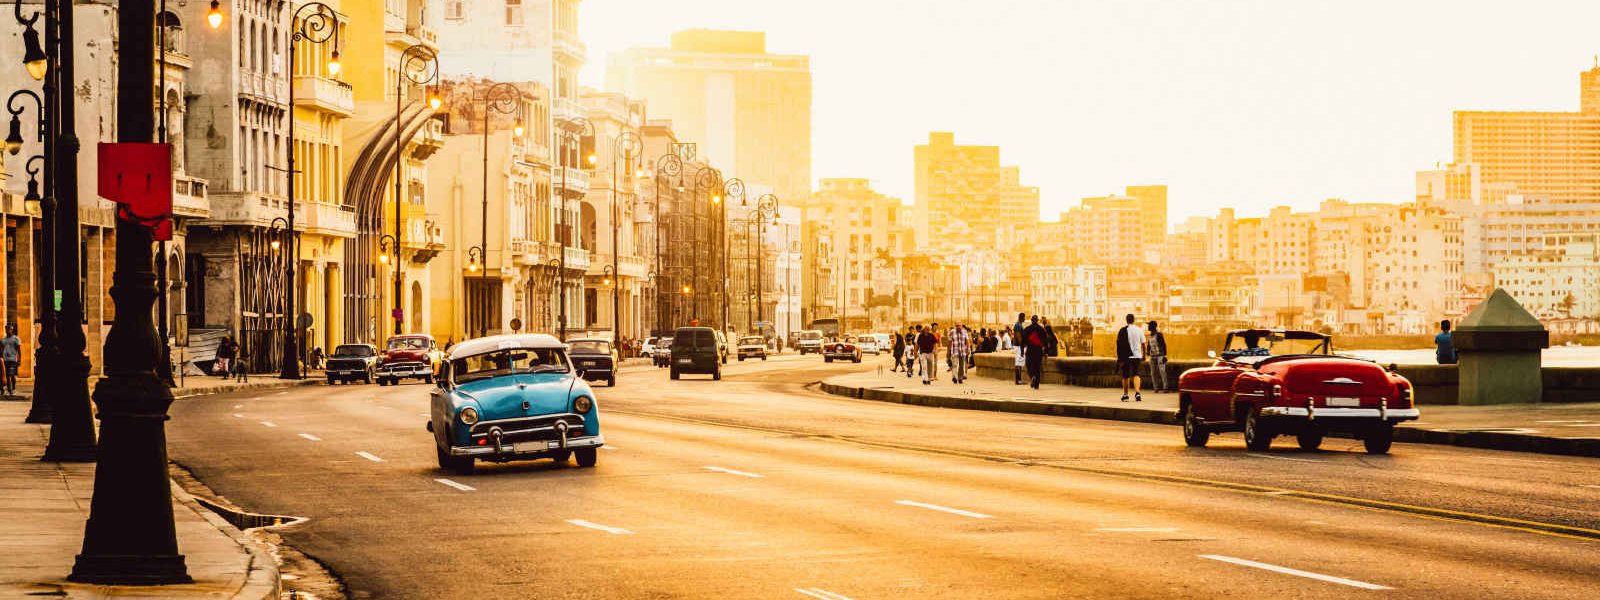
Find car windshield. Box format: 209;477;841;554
451;348;570;383
387;337;427;350
570;340;611;354
1223;332;1329;360
332;345;373;357
740;337;763;345
798;331;821;340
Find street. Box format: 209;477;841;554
167;353;1600;599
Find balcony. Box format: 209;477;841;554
554;167;590;197
238;69;287;105
413;118;445;158
172;175;210;219
296;201;357;238
553;29;587;64
293;76;355;117
202;191;287;226
552;98;585;123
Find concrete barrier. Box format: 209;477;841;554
971;353;1599;405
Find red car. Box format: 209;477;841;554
376;334;444;386
823;336;862;363
1177;329;1418;454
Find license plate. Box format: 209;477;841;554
1326;397;1360;407
582;361;597;367
678;359;691;364
547;441;562;449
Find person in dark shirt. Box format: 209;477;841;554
891;331;906;372
916;325;939;385
1435;320;1457;365
1022;315;1046;389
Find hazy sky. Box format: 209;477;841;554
580;0;1600;224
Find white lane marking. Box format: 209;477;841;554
600;446;618;451
1200;554;1392;590
275;391;289;395
355;451;385;463
231;413;244;418
894;500;993;519
1096;527;1179;533
1247;453;1323;463
297;433;322;442
794;588;852;600
565;519;633;535
434;478;475;492
259;421;278;428
1536;420;1592;424
233;404;243;409
702;465;763;478
1262;490;1295;495
417;413;431;418
381;406;394;410
1581;484;1600;489
1565;423;1600;427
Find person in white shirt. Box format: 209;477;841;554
1115;314;1148;402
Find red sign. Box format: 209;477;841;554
392;308;404;320
97;143;174;241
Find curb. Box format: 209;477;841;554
172;378;322;398
820;380;1600;459
169;481;281;600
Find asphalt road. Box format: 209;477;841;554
167;351;1600;599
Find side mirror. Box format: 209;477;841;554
435;377;448;390
575;368;586;378
1207;350;1217;359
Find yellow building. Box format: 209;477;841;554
912;132;1040;249
1452;64;1600;205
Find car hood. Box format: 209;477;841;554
454;374;575;419
384;349;429;362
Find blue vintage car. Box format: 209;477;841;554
428;334;603;474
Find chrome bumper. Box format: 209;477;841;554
378;364;431;376
1259;406;1420;420
449;434;605;457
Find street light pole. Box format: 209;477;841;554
721;178;743;333
70;0;187;583
612;131;639;345
754;194;778;331
652;152;682;334
554;117;593;341
694;166;720;325
475;83;524;338
281;2;341;380
392;44;439;336
6;84;53;425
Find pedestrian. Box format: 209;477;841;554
948;324;971;384
916;324;939;385
309;346;324;370
232;346;250;383
215;335;236;379
1012;312;1027;347
891;331;906;372
1000;328;1012;351
1;324;21;398
906;326;919;378
1022;315;1045;389
1435;320;1457;365
1147;321;1170;393
1042;317;1059;357
1116;314;1147;402
1013;332;1027;385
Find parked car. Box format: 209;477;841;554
1177;329;1419;454
325;343;378;384
670;327;722;380
427;334;602;474
568;338;617;387
795;330;824;355
824;335;863;363
737;336;768;361
642;337;662;361
377;334;444;386
714;330;731;364
857;335;882;355
651;336;674;367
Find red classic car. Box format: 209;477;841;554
1177;329;1418;454
823;336;862;363
376;334;445;386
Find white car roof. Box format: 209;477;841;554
447;333;565;360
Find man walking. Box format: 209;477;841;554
1022;315;1046;389
1;324;21;398
891;330;906;372
1146;321;1170;393
1435;320;1457;365
948;324;971;384
916;324;939;385
215;335;237;379
1116;314;1147;402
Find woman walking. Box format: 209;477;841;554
891;331;906;372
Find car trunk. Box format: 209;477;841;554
1271;359;1396;406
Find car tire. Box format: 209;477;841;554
1296;431;1324;451
364;372;373;384
1243;408;1273;451
853;355;861;363
825;356;833;363
423;374;434;385
607;376;616;387
550;450;572;464
670;368;680;380
738;356;745;362
436;446;475;475
713;368;722;381
761;355;767;361
1182;406;1210;447
326;377;336;385
575;448;598;468
1364;424;1394;455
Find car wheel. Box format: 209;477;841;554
435;446;475;475
670;368;680;380
550;450;572;464
423;374;434;384
607;376;616;387
1182;406;1210;447
713;368;722;381
825;356;833;363
326;377;335;385
761;355;767;361
1297;431;1324;451
1364;423;1394;455
738;356;745;362
575;448;598;468
1243;408;1273;451
363;372;373;384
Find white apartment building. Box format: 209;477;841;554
1493;233;1600;319
1031;265;1107;325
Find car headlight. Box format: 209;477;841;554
459;407;479;426
573;396;593;413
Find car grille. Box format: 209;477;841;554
469;414;588;445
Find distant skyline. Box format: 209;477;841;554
580;0;1600;224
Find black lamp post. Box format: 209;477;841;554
5;85;55;426
464;246;485;336
692;166;720;325
391;44;440;336
554;117;594;340
720;178;743;333
378;234;397;325
545;258;560;332
752;193;779;332
611;131;639;345
652;153;681;334
472;83;523;338
280;1;341;380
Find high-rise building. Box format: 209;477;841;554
1059;194;1146;265
804;178;911;328
607;30;812;204
913;132;1040;248
1125;185;1169;249
1451;64;1600;205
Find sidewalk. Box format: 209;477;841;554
822;369;1600;458
0;396;282;598
4;370;323;403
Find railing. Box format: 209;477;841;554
296;201;357;237
172;175;211;219
553;29;587;63
292;76;355;116
554;167;590;196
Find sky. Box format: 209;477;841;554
580;0;1600;224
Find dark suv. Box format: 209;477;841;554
670;327;722;381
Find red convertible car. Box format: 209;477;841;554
1177;329;1418;454
823;336;862;363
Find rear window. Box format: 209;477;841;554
798;331;822;340
570;340;611;354
673;330;715;348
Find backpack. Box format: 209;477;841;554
1116;326;1132;359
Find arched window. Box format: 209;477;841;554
157;11;183;54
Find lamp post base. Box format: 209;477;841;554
42;354;97;462
69;554;192;585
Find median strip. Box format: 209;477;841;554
894;500;993;519
1200;554;1392;590
566;519;633;535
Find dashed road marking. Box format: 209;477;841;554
1262;490;1295;495
233;404;243;409
1247;453;1323;463
702;465;763;478
231;413;244;418
1096;527;1179;533
894;500;993;519
601;446;618;451
794;588;852;600
1581;484;1600;489
434;478;475;492
355;451;385;462
275;391;289;395
565;519;633;535
417;413;431;418
1200;554;1392;590
259;421;278;428
298;433;322;442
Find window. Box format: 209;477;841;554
445;0;464;20
505;0;523;26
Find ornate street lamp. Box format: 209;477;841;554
651;153;681;334
390;44;440;335
720;178;744;333
22;154;44;212
752;193;779;332
13;0;46;80
467;82;522;338
207;1;224;29
691;166;720;325
553;117;593;341
279;2;342;379
611;131;640;345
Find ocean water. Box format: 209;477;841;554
1342;346;1600;368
